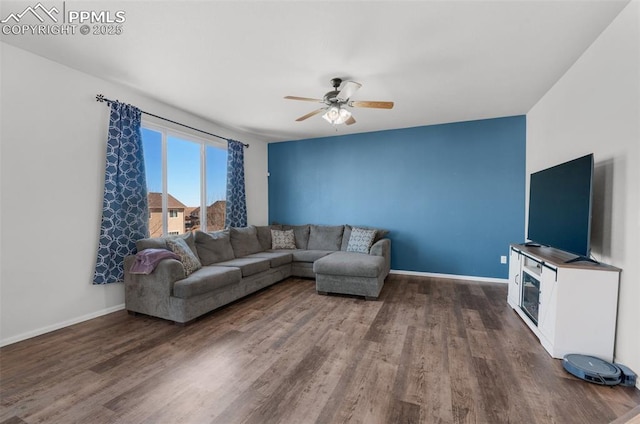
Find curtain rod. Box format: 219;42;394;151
95;94;249;148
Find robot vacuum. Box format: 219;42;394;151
563;354;621;386
616;363;638;387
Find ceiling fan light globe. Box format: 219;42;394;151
322;105;351;125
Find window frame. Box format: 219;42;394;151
142;121;227;236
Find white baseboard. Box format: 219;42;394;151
390;269;508;284
0;304;125;348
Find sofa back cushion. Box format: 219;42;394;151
229;225;263;257
136;231;199;257
256;224;283;251
194;230;235;265
308;225;344;251
282;224;310;249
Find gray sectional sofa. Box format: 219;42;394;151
123;224;391;324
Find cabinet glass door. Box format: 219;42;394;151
521;271;540;325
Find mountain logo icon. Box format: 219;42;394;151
1;3;59;24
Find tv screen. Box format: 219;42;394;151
527;154;594;258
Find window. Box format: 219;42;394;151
205;145;228;231
142;125;227;237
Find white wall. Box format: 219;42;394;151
0;43;268;346
527;1;639;384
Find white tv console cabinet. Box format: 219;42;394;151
508;244;620;362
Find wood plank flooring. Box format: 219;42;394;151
1;275;639;424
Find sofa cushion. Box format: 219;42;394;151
166;237;202;276
215;257;271;277
313;252;385;278
173;266;241;299
282;225;310;249
194;230;235;265
341;225;390;251
346;227;377;254
137;231;198;257
245;251;293;268
271;229;296;249
269;249;333;263
256;225;283;251
229;226;263;258
308;225;344;251
136;237;167;252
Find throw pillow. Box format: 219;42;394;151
271;229;296;250
166;237;202;276
341;225;389;251
346;227;377;254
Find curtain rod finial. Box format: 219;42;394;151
96;94;105;103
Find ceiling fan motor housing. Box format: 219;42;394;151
323;78;345;104
323;91;341;105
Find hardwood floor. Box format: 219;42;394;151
1;275;639;423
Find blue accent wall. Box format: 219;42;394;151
268;116;526;279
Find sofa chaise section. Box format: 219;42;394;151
313;239;390;300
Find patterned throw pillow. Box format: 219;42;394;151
271;229;296;250
166;237;202;276
346;227;377;254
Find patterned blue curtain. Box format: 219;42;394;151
225;140;247;228
93;101;149;284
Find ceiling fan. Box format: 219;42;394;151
284;78;394;125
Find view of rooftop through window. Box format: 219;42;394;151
142;127;227;237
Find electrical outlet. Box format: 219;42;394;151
500;255;507;264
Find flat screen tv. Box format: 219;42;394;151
527;153;594;261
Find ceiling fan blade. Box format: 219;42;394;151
295;108;325;122
345;116;356;126
284;96;324;102
336;81;362;102
349;100;394;109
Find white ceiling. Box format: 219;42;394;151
0;0;629;142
